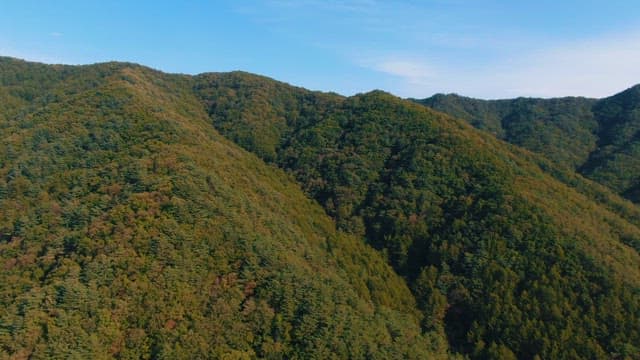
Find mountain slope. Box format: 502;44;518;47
194;73;640;359
0;58;449;359
582;85;640;201
416;94;599;169
3;57;640;359
417;88;640;204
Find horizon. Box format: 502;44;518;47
2;1;640;99
4;54;639;102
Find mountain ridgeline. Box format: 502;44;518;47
1;57;639;359
416;87;640;204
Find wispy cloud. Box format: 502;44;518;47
364;57;435;85
492;30;640;98
233;0;407;37
49;32;63;37
360;29;640;99
267;0;378;14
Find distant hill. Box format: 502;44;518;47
416;86;640;204
1;57;639;359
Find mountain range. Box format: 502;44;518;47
0;57;639;359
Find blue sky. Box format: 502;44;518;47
1;0;640;99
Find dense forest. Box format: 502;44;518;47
1;57;640;359
0;58;450;359
417;87;640;204
194;72;640;359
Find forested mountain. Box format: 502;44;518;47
1;57;640;359
0;58;450;359
417;87;640;204
194;72;640;359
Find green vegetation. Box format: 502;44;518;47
0;58;450;359
582;85;640;201
195;73;640;359
2;57;640;359
417;89;640;204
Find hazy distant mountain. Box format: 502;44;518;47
1;57;639;359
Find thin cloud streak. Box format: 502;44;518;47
372;59;434;84
494;31;640;98
361;30;640;99
267;0;379;14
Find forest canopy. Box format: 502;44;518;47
0;57;639;359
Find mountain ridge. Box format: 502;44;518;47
192;70;640;358
416;85;640;204
1;56;640;359
0;57;450;359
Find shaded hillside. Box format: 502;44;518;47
582;85;640;201
416;94;598;169
195;73;640;359
0;58;449;359
417;88;640;203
